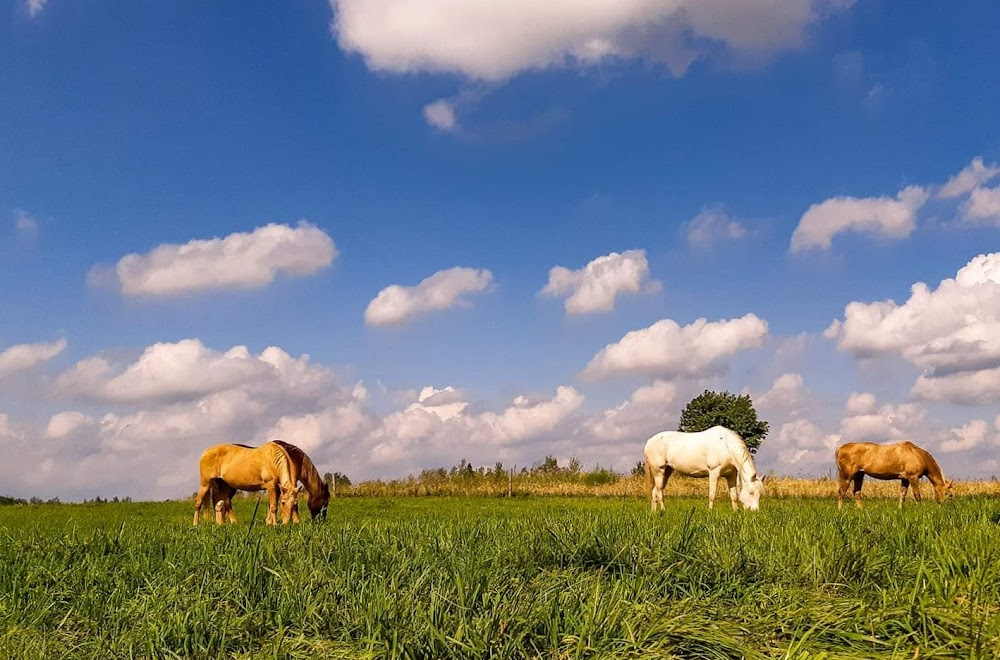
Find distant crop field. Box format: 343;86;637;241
2;495;1000;659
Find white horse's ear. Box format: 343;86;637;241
759;475;767;483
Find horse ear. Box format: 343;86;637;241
759;475;766;483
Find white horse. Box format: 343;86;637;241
644;426;765;512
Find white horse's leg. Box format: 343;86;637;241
725;472;739;510
651;467;666;513
707;467;721;509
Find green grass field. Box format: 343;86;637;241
2;496;999;659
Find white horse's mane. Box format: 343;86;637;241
721;428;756;481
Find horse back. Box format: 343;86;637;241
836;441;928;478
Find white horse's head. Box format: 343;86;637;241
738;475;765;511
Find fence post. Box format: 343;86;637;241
332;473;337;498
508;466;514;497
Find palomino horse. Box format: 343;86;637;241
644;426;765;512
210;440;330;523
193;441;300;526
836;441;953;509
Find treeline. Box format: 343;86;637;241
342;456;634;498
0;495;134;506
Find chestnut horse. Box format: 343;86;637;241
644;426;765;512
210;440;330;523
193;441;300;526
836;441;953;509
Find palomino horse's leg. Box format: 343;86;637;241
193;483;211;526
216;483;238;524
909;476;923;503
725;472;739;510
852;473;864;508
898;478;910;510
837;473;851;509
707;467;722;509
265;485;279;525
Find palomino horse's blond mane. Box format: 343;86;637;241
270;440;331;521
193;441;301;526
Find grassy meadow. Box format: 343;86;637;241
2;492;1000;659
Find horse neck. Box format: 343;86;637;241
922;452;946;486
724;432;757;483
268;443;298;490
298;455;323;497
736;455;757;484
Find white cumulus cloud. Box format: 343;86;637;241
826;252;1000;404
423;99;458;131
25;0;46;18
838;392;927;442
55;339;330;405
45;411;95;439
91;221;336;297
330;0;853;82
683;207;747;248
963;185;1000;225
0;338;67;379
584;379;677;441
365;266;493;326
790;185;928;252
540;249;660;314
582;313;768;380
938;156;1000;199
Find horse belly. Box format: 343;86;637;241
665;457;712;478
218;465;267;491
861;470;902;481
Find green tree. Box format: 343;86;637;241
677;390;769;453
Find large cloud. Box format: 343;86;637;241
837;392;927;442
1;338;371;500
584;379;677;442
0;338;67;379
365;267;493;326
364;384;584;472
582;314;768;380
331;0;853;81
790;185;928;252
91;222;336;297
540;249;660;314
825;252;1000;404
55;339;330;405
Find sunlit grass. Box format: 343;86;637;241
2;495;999;658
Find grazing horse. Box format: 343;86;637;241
193;441;300;526
644;426;765;512
211;440;331;523
836;441;953;509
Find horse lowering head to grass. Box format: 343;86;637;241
193;441;300;526
836;441;952;509
209;440;331;523
644;426;765;513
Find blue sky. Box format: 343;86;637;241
2;0;1000;499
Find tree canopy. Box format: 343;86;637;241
677;390;769;453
